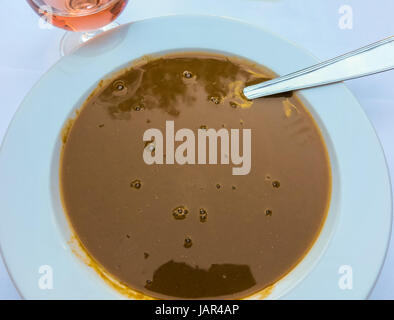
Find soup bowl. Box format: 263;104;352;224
0;15;391;299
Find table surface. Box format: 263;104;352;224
0;0;393;299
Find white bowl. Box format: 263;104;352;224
0;15;391;299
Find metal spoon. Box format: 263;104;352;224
243;36;394;99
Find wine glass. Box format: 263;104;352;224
27;0;130;56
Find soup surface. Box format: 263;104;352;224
60;52;331;299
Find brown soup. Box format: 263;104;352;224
60;52;331;299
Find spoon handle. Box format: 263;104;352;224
243;36;394;99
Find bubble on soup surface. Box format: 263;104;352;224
184;237;193;248
272;181;280;188
173;206;189;220
210;96;221;104
183;71;193;79
134;104;145;111
230;101;238;109
112;80;127;96
130;179;142;189
199;208;208;222
144;138;155;152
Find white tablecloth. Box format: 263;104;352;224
0;0;393;299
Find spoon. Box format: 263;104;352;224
243;36;394;99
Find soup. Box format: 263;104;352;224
60;52;331;299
